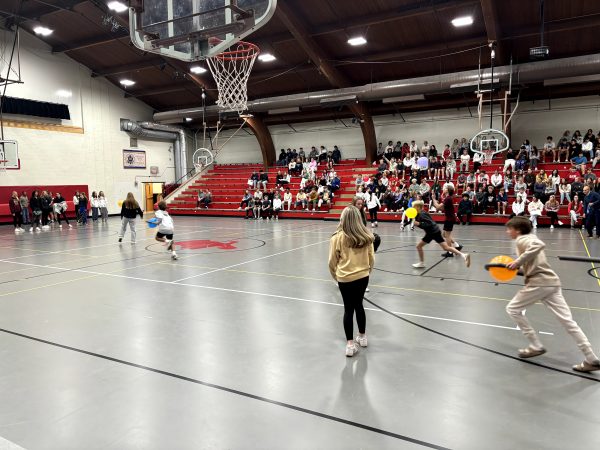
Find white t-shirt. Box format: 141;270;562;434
512;201;525;215
155;210;174;233
491;174;503;186
273;198;282;209
460;154;470;163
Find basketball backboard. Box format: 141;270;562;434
129;0;276;62
0;140;20;170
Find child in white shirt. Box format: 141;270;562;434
153;201;177;260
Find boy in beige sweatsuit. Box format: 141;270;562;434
505;216;600;372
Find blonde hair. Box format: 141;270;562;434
336;206;374;248
412;200;425;211
123;192;140;209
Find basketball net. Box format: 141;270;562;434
206;41;259;113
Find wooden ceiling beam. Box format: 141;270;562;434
53;33;129;53
276;1;377;164
91;58;166;78
505;15;600;41
124;84;195;98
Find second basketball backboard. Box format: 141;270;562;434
129;0;276;62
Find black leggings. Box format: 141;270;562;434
12;213;22;228
41;210;50;226
338;276;369;340
369;206;379;223
56;212;69;225
547;211;558;225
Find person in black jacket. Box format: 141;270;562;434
457;193;473;225
29;190;42;232
9;191;24;233
118;192;144;244
53;192;71;228
40;190;52;229
259;170;268;190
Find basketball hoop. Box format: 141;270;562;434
206;40;259;113
193;148;214;172
470;128;510;165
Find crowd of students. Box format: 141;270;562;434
364;129;600;232
237;152;342;219
8;190;108;233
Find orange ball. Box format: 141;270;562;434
488;255;517;282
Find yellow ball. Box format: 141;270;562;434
118;200;123;207
405;207;418;219
488;255;517;282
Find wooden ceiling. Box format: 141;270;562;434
2;0;600;124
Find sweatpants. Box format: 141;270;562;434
119;218;137;242
338;276;369;341
506;285;598;362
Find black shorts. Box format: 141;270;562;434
422;231;445;244
443;221;454;232
156;232;173;240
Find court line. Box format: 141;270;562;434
171;239;331;283
0;259;556;333
0;327;448;450
578;229;600;288
364;297;599;383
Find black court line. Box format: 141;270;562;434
364;297;600;383
0;327;450;450
419;257;446;276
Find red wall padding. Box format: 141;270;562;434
0;184;89;223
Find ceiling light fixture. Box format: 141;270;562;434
33;26;53;36
120;79;135;87
258;53;276;62
347;37;367;46
185;117;193;122
107;1;128;13
56;90;72;98
451;16;473;27
190;66;207;74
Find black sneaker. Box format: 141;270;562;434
455;245;463;251
441;252;454;257
118;237;122;243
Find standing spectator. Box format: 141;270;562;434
272;194;282;220
40;191;52;230
528;196;544;229
583;185;600;238
559;179;571;204
545;195;562;229
457;193;473;225
98;191;108;223
73;191;80;222
118;193;143;243
90;191;99;222
328;206;374;357
53;192;71;228
19;191;29;225
568;195;583;228
29;190;42;232
332;146;341;164
78;193;88;225
9;191;24;233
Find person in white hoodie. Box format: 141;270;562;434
366;191;381;228
98;191;108;223
510;196;526;218
528;196;544;229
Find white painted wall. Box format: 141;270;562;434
211;96;600;164
1;30;175;213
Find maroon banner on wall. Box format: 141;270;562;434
0;185;89;201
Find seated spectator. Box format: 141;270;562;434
408;178;419;197
545;195;562;229
443;179;455;192
297;148;305;162
582;137;594;160
557;142;569;162
568;138;581;160
451;138;460;159
456;172;467;192
571;151;588;173
504;168;514;192
528;196;544;229
253;189;263;202
377;158;388;173
533;180;547;204
459;149;470;172
516;186;528;204
355;174;364;190
510;196;526;218
261;197;272;220
543;136;556;162
288;159;298;176
466;171;477;190
472;152;484;172
332;145;341;164
418;179;431;202
277;149;287;166
429;156;442;179
457;193;473;225
442;144;451;160
197;190;206;208
318;145;328;163
307;188;319;211
238;190;252;210
559;178;571;204
497;188;508;215
445;157;456;180
529;146;540;170
544;177;556;200
200;189;212;208
524;169;536;192
571;177;584;198
514;175;527;194
318;188;332;210
464;185;475;201
477;170;489;189
309;146;318;160
416;154;429;177
592;144;600;169
584;168;597;184
259;170;269;189
244;197;255;219
249;171;259;189
330;175;341;193
482;186;498;213
272;194;282;220
515;146;528;171
568;195;583;228
283;188;293;210
474;186;486;213
503;148;516;173
402;154;413;179
295;190;307;210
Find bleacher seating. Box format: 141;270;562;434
167;157;587;226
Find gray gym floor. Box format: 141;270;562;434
0;217;599;450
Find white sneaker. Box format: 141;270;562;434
345;342;360;357
29;228;33;233
68;224;72;228
558;220;564;226
550;225;554;229
371;223;375;228
355;335;368;347
365;287;370;292
171;252;178;260
412;262;426;268
59;224;63;228
35;227;41;232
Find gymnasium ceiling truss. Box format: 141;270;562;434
0;0;599;128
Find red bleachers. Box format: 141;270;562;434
168;157;588;226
